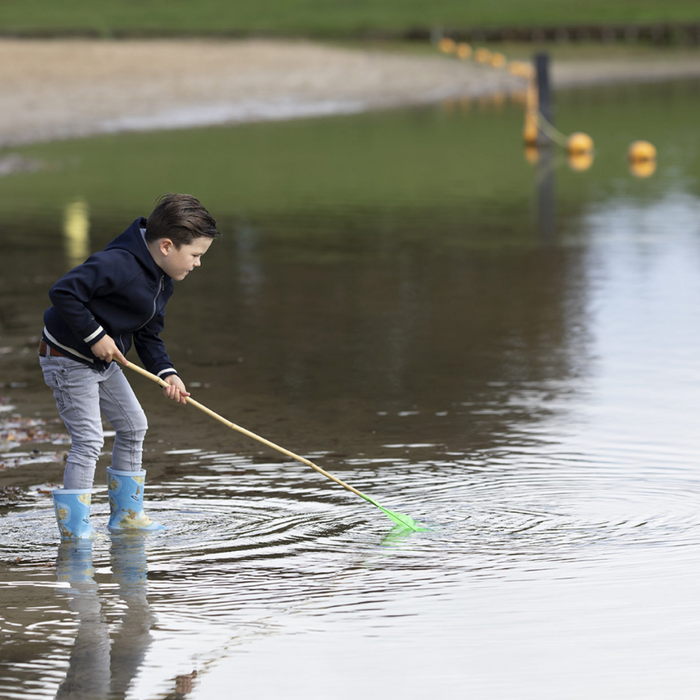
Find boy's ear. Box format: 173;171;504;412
159;238;174;256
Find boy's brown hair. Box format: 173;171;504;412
146;193;219;247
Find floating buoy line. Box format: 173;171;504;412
436;38;657;177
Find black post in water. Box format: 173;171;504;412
535;52;552;146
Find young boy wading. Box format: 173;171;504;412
40;194;218;539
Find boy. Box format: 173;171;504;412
40;193;218;538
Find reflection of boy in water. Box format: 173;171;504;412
55;536;158;700
40;194;218;531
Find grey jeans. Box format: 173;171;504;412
40;356;148;490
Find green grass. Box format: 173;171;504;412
0;0;698;37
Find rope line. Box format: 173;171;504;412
435;39;592;154
536;111;570;148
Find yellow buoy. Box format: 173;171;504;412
523;112;539;146
508;61;534;79
456;42;472;59
438;38;456;54
523;78;539;146
474;48;492;64
567;132;594;155
628;140;657;162
630;160;657;178
490;52;507;69
568;152;595;172
524;145;539;165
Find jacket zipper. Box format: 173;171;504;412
135;275;165;332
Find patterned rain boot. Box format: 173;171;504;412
107;467;165;531
52;488;97;540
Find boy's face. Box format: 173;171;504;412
157;237;213;281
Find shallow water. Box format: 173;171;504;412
1;80;700;698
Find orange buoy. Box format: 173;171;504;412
568;152;594;172
523;112;539;145
474;48;492;64
490;52;507;69
523;78;539;145
508;61;534;79
438;38;456;54
630;160;657;178
567;132;594;155
524;145;539;164
628;140;657;162
456;42;472;59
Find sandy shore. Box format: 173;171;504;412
2;39;700;148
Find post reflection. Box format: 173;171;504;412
62;200;90;270
54;534;161;700
536;144;556;244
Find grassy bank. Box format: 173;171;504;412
0;0;698;38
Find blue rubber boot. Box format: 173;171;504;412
107;467;165;531
52;489;97;540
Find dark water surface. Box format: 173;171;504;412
1;79;700;699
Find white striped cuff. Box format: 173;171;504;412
83;326;104;344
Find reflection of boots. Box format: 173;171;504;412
52;488;97;539
55;541;111;700
110;534;155;698
107;467;165;531
56;540;96;582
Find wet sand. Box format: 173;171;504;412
2;39;700;148
0;39;521;147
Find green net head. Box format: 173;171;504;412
360;493;423;532
381;508;422;532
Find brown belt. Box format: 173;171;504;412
39;341;67;358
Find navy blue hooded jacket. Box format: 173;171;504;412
42;217;178;377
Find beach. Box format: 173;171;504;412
2;38;700;149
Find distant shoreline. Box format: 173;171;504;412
1;39;700;152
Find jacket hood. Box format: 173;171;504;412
104;217;165;279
